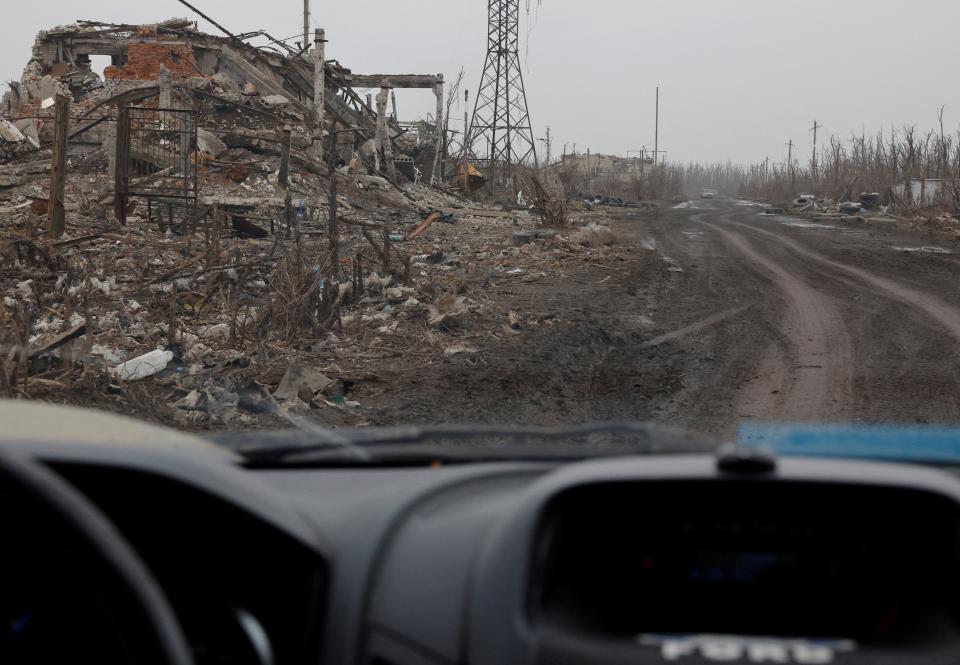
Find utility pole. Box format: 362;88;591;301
786;139;795;190
48;94;69;239
463;89;470;157
314;29;325;151
538;126;552;169
654;86;660;170
810;119;822;185
303;0;310;54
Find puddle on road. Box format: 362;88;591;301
672;200;719;211
889;245;953;254
681;231;704;240
641;239;658;251
736;200;770;208
766;215;837;230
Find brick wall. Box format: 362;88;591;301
104;30;198;81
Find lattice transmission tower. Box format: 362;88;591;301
467;0;538;172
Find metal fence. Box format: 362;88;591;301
115;106;199;229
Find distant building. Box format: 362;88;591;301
559;152;655;181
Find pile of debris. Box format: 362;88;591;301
0;193;625;429
0;17;628;429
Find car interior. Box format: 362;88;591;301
5;404;960;665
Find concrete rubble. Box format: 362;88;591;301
0;16;635;430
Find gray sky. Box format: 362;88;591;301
2;0;958;165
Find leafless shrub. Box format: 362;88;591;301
258;238;338;343
676;117;960;212
527;174;569;227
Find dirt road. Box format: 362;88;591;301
367;201;960;438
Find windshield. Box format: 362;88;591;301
1;1;959;466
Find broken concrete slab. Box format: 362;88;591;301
274;364;337;401
0;119;27;144
571;225;617;247
197;128;227;157
261;94;291;109
13;119;40;149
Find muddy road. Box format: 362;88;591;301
366;201;960;438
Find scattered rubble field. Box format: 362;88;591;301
5;19;960;438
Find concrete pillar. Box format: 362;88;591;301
106;120;117;179
158;64;173;126
430;77;444;185
376;87;396;183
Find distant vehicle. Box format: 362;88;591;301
701;189;718;199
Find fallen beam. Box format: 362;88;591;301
29;324;86;360
347;74;442;89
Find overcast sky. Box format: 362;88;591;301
2;0;958;165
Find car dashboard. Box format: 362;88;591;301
6;423;960;665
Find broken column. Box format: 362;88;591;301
159;63;173;128
159;64;172;107
375;88;396;184
106;120;117;180
431;76;444;185
313;28;326;158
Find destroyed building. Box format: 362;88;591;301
1;17;447;200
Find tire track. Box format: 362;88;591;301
693;213;854;423
725;214;960;344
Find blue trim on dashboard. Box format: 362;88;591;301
738;424;960;464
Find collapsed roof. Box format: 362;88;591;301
2;18;445;181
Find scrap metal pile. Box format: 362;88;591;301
0;18;623;429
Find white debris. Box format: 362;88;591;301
0;119;26;143
196;128;227;157
91;345;125;364
112;349;174;381
444;344;479;357
572;225;617;247
15;280;35;302
178;331;200;350
201;323;231;341
89;276;117;295
261;94;290;108
174;390;203;410
890;246;953;254
186;343;212;362
33;317;65;333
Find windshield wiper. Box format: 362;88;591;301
206;422;721;468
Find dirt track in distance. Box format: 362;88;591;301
365;200;960;438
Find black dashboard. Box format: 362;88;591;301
7;424;960;665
